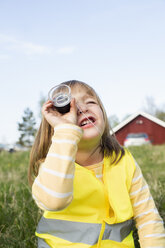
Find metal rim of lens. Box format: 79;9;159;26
48;84;71;101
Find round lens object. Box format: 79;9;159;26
48;84;71;113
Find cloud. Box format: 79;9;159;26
21;42;51;55
0;33;51;56
0;34;77;57
0;54;10;60
0;34;17;43
56;46;76;54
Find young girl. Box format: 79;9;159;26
29;80;165;248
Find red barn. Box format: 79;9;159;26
113;111;165;146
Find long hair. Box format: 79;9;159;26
28;80;124;186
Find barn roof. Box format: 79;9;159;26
113;111;165;133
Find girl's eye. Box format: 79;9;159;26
87;101;96;104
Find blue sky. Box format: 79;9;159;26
0;0;165;143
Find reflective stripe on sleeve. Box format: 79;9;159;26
36;217;133;245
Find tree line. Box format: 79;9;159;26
17;97;165;148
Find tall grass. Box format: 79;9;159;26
0;151;41;248
0;145;165;247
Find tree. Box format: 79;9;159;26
155;109;165;122
108;114;120;128
143;96;157;116
143;97;165;122
17;108;37;148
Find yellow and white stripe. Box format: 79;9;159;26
32;124;82;211
130;162;165;247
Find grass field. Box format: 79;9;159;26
0;144;165;248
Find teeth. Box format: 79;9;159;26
81;119;93;126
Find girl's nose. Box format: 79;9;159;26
77;103;88;115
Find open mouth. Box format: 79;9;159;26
80;117;96;127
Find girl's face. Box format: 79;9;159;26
71;87;105;146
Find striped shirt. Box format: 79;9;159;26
32;123;165;247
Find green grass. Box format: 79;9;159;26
128;145;165;247
0;151;42;248
129;145;165;220
0;145;165;247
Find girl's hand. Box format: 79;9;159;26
42;98;78;128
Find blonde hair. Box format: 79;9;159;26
28;80;124;186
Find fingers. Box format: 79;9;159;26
42;100;53;112
41;101;60;127
41;98;78;127
42;100;58;118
